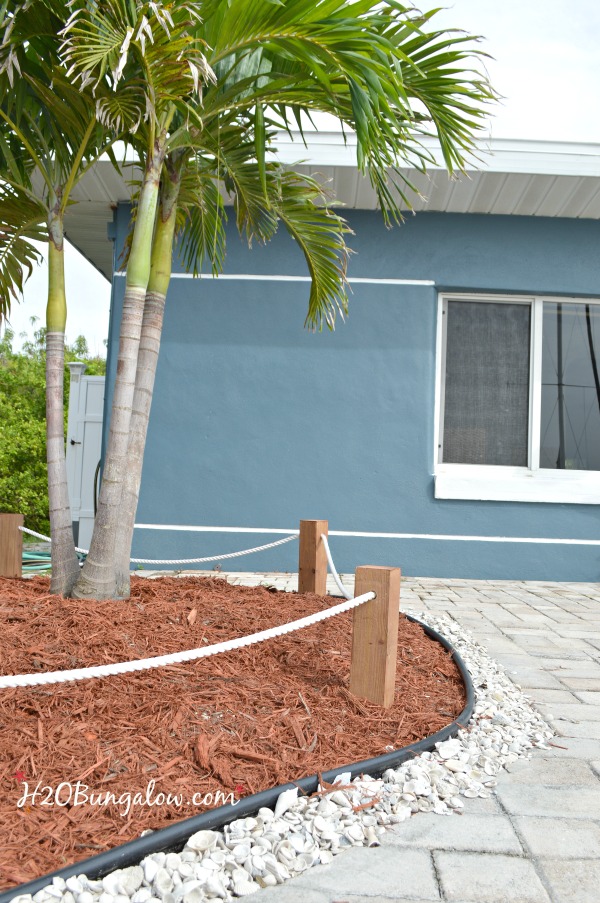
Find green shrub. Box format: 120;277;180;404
0;322;105;535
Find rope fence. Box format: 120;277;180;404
18;526;298;564
3;517;404;707
321;533;352;600
0;590;375;689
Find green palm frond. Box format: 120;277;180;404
2;0;496;333
94;83;148;134
274;171;350;331
177;166;227;277
0;0;63;87
220;148;280;246
60;0;215;131
0;184;46;320
197;0;495;220
0;2;122;317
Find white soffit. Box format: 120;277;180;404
64;135;600;281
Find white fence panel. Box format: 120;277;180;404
66;364;105;549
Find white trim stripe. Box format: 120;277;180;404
114;272;434;287
133;524;600;546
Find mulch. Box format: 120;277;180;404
0;575;465;891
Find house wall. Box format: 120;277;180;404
105;206;600;581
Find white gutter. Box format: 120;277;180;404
102;134;600;179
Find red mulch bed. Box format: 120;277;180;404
0;575;465;891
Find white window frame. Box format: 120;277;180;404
434;293;600;504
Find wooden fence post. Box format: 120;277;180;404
349;565;401;708
298;519;328;595
0;513;24;578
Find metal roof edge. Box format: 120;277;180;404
271;133;600;178
101;134;600;180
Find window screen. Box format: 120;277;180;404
443;300;531;466
540;302;600;470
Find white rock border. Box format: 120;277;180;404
7;609;554;903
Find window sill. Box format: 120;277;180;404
435;466;600;504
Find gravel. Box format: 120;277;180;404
7;609;554;903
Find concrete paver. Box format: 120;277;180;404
573;690;600;704
559;677;600;691
502;756;598;785
537;702;600;721
542;661;600;675
514;815;600;858
528;689;580;704
538;859;600;903
259;847;440;901
175;572;600;903
534;737;600;760
433;851;551;902
495;782;600;818
381;812;523;854
552;718;600;739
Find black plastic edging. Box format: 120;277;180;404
0;615;474;903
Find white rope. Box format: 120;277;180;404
18;527;297;564
129;534;297;564
22;525;600;549
321;533;352;600
20;526;88;552
0;591;376;689
134;524;600;546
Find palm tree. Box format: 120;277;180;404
1;1;495;599
58;0;495;600
0;1;121;594
112;152;352;597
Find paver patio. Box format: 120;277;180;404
152;572;599;903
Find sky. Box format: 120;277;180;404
4;240;111;358
3;0;600;355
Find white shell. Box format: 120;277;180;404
332;772;351;785
153;869;174;896
142;859;159;884
316;798;337;817
181;890;203;903
345;824;364;843
233;879;260;897
232;842;251;864
101;874;122;896
258;807;274;822
365;827;380;847
274;787;298;818
204;874;227;899
329;791;351;807
275;839;296;864
437;738;462;760
185;829;219;853
131;890;152;903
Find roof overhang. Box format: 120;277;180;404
66;135;600;281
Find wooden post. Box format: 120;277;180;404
0;513;24;578
298;519;328;595
349;565;401;708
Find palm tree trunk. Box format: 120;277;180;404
114;169;180;598
72;144;165;600
46;215;79;595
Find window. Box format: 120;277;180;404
435;294;600;504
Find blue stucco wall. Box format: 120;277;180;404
104;208;600;581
